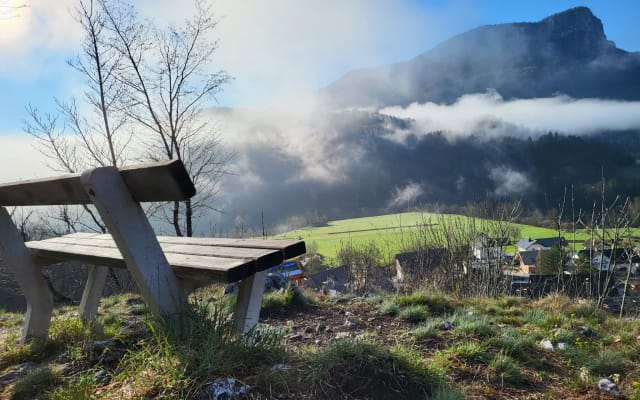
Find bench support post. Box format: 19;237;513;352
79;265;108;321
0;207;53;342
234;269;266;333
81;167;184;317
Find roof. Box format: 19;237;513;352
533;237;568;248
517;250;549;266
577;248;640;264
395;248;450;270
306;266;348;290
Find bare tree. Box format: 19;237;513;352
102;0;231;236
24;0;231;237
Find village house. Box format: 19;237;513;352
394;248;450;282
516;236;568;252
513;249;550;274
470;233;509;268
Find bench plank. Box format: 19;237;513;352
25;233;305;283
0;160;195;206
36;236;284;264
65;232;306;260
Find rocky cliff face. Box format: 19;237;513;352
320;7;640;108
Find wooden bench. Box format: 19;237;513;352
0;160;305;342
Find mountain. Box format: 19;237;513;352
320;7;640;108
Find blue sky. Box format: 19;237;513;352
0;0;638;135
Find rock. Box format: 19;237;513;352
94;370;109;384
0;362;39;384
201;378;251;400
579;326;598;338
344;318;357;329
271;364;290;373
444;321;453;330
57;352;72;363
314;339;322;345
539;339;554;350
344;311;354;317
286;334;302;341
125;297;144;306
92;339;117;352
335;332;350;339
598;378;621;395
557;342;568;350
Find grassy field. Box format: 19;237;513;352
274;211;591;262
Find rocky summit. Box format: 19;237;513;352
320;7;640;108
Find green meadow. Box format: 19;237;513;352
274;212;593;263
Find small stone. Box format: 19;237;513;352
204;377;251;400
367;317;377;322
271;364;290;373
557;342;568;350
539;339;554;350
579;326;598;338
314;339;321;345
94;370;109;384
335;332;350;339
344;318;357;329
598;378;621;395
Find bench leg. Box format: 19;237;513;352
79;265;108;321
0;207;53;342
81;167;184;317
234;270;266;333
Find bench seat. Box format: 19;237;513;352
0;160;306;342
26;232;305;283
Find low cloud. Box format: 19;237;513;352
388;182;424;209
380;92;640;137
489;166;530;197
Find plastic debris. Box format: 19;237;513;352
598;378;621;395
203;378;251;400
444;321;454;330
556;342;568;350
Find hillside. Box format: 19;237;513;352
320;7;640;108
2;290;640;399
276;211;587;261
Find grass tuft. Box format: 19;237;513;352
399;305;429;322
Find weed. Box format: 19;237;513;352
379;300;400;316
452;313;495;338
399;305;429;322
12;367;60;400
306;340;440;399
489;353;523;384
50;371;97;400
445;341;490;363
411;320;441;339
587;349;626;376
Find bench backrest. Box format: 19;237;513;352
0;160;195;206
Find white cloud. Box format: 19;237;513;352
489;165;530;197
0;0;80;77
0;134;51;181
388;182;424;209
380;92;640;137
